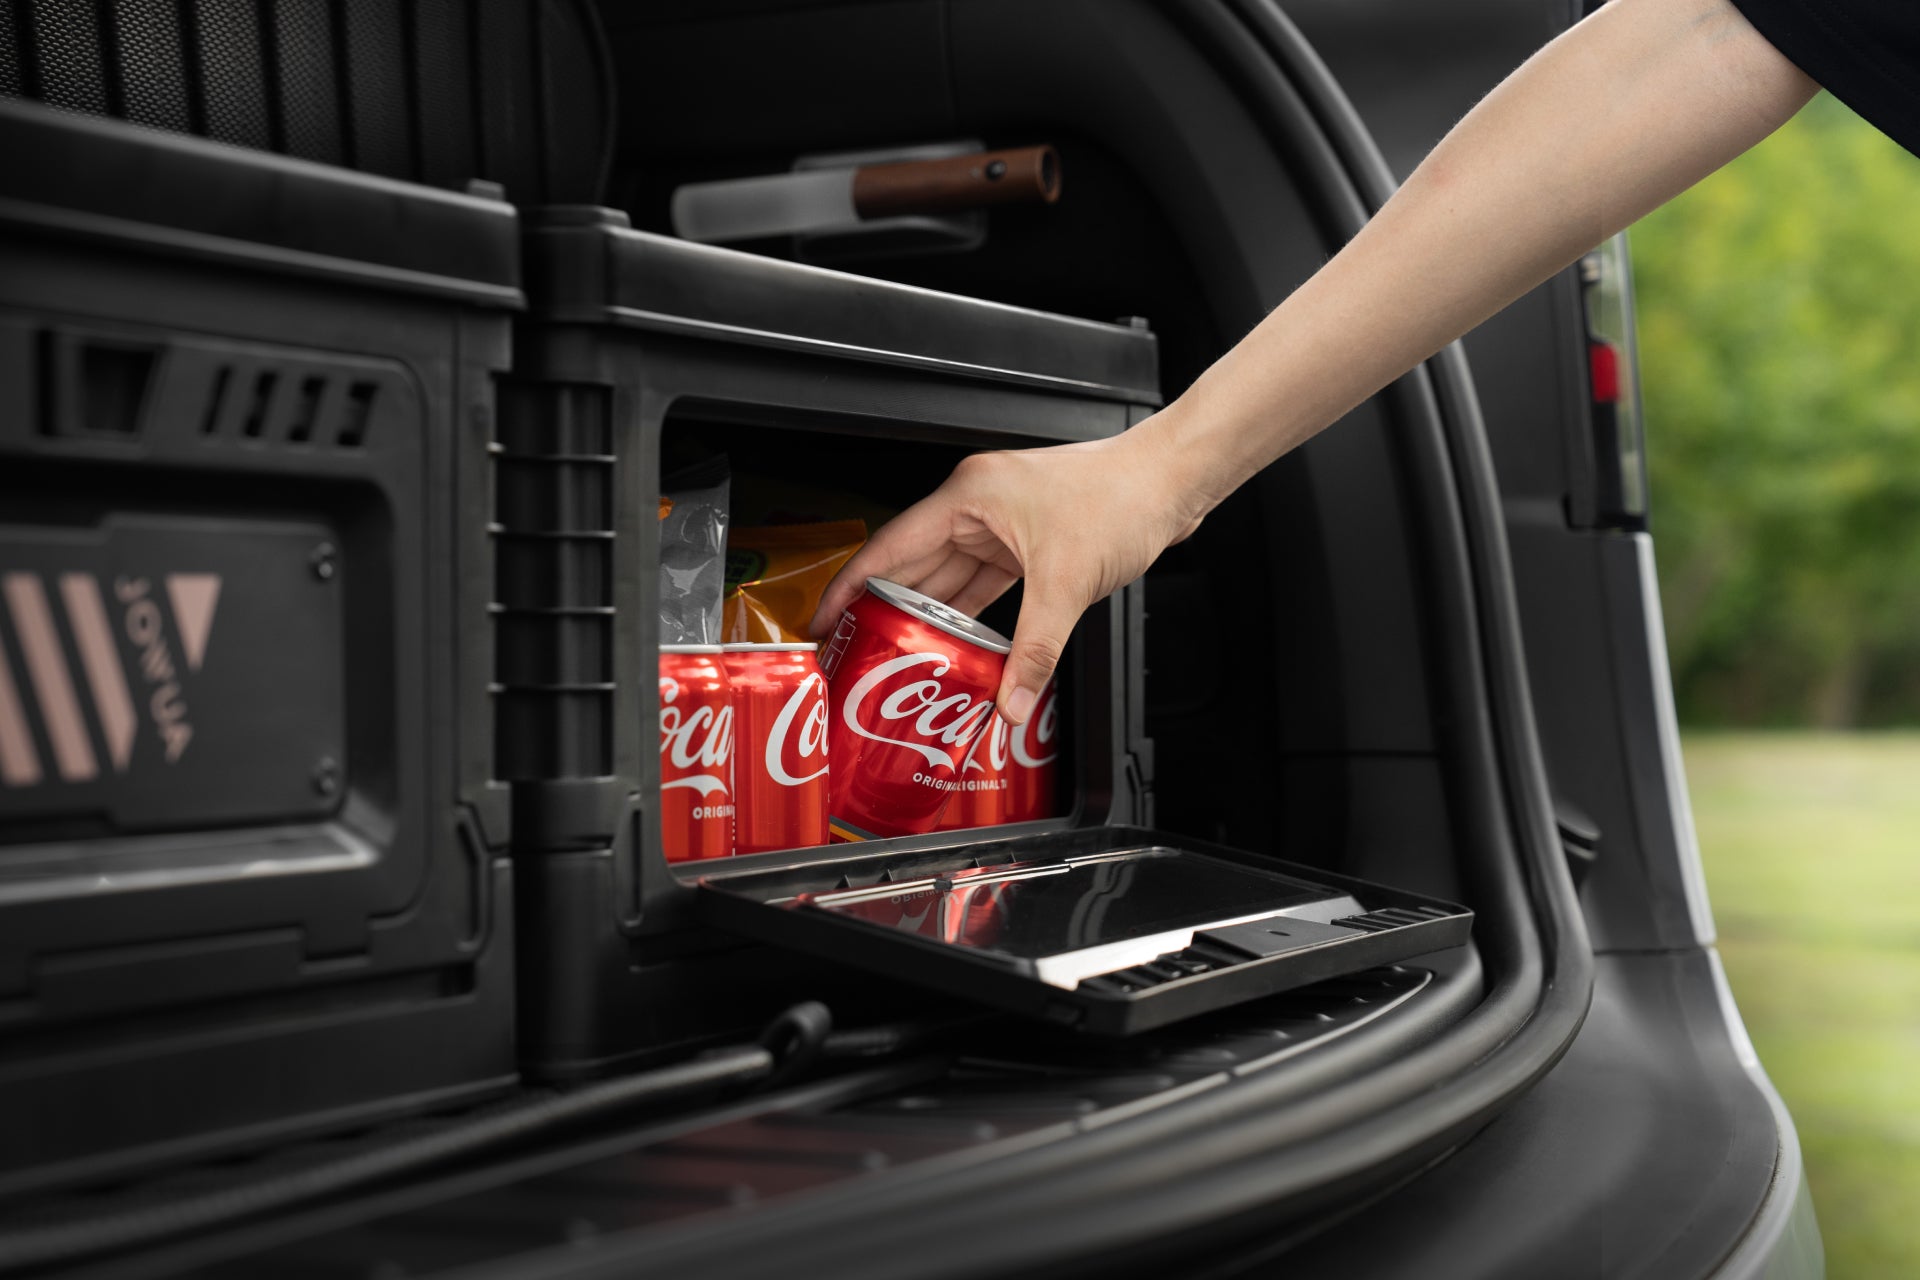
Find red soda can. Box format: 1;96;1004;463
723;642;830;854
1002;675;1060;823
938;713;1010;830
658;644;734;861
819;578;1010;841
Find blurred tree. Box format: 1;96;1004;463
1633;93;1920;726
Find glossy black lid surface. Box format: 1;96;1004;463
698;827;1473;1035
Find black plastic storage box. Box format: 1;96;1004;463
506;208;1161;1078
0;102;520;1192
508;210;1470;1070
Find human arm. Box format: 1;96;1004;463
810;0;1817;724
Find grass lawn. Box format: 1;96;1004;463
1685;732;1920;1280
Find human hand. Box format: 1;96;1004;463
808;421;1211;724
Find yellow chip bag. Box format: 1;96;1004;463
723;521;866;643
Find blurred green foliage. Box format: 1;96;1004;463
1633;94;1920;726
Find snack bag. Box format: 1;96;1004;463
723;520;867;643
658;457;730;645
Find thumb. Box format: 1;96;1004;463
997;575;1082;725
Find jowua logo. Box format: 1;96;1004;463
842;652;994;772
765;671;828;786
1011;682;1058;768
658;675;732;797
0;570;220;788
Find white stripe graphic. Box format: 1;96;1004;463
165;573;221;672
0;633;42;786
3;573;98;782
61;574;137;773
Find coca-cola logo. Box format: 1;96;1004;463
959;714;1010;774
765;671;828;786
1011;681;1058;768
841;652;994;772
659;675;732;797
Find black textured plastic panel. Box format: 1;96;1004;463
113;0;193;135
0;4;19;99
272;0;347;166
342;0;412;179
0;0;612;203
192;0;273;151
524;211;1164;405
25;0;107;116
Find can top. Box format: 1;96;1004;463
660;644;725;654
722;641;820;652
866;578;1012;655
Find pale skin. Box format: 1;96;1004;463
809;0;1819;725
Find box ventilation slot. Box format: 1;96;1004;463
193;367;380;449
338;382;376;448
77;343;157;436
200;367;231;435
288;377;325;443
241;372;278;438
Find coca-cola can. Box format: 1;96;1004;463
723;642;830;854
1002;675;1060;823
819;577;1011;841
938;713;1010;830
658;644;734;862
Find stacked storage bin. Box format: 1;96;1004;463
0;0;613;1191
508;208;1164;1078
0;102;519;1190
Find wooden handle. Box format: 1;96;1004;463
851;145;1061;220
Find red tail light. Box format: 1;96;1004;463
1588;340;1621;406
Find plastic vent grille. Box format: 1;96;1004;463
112;0;193;133
25;0;109;115
410;0;477;189
0;0;611;203
341;0;412;179
193;0;273;149
0;5;20;98
191;362;382;450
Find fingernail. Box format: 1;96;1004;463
1007;686;1037;725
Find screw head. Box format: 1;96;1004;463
312;756;340;798
309;541;337;581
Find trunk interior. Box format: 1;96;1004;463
0;2;1592;1276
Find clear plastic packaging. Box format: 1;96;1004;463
658;457;731;645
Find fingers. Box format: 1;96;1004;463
997;569;1083;725
911;550;984;604
809;494;958;635
947;562;1018;619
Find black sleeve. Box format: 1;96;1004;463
1728;0;1920;156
